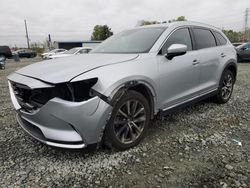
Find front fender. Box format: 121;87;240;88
71;59;159;110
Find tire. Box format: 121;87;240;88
214;69;235;104
104;90;151;150
237;54;241;63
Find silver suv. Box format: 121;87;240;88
8;21;237;150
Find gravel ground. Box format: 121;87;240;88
0;58;250;188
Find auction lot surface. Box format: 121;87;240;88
0;58;250;188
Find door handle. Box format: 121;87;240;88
192;59;200;65
221;53;226;58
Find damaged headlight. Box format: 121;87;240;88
12;78;98;110
67;78;98;102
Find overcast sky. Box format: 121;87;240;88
0;0;249;47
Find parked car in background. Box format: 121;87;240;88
8;21;237;151
14;49;37;58
0;56;6;70
232;42;243;47
41;49;67;59
236;42;250;62
0;46;12;59
47;47;92;59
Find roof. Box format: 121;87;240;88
136;21;220;31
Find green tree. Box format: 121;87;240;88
91;25;113;40
176;16;187;21
139;20;160;26
168;16;187;23
30;42;44;54
222;30;239;43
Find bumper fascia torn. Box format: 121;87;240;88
9;80;113;148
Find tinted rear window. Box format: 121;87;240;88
214;32;227;46
193;28;216;49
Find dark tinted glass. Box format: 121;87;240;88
214;32;227;46
162;28;192;54
193;28;216;49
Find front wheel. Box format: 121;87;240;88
104;90;151;150
214;70;235;104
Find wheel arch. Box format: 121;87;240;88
109;80;157;119
223;61;237;83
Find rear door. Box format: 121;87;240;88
191;28;220;93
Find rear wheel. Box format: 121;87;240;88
214;69;235;104
104;90;151;150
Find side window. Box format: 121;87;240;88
161;28;192;55
214;32;227;46
193;28;216;49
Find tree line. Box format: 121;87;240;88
91;16;250;43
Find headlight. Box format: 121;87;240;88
67;78;98;102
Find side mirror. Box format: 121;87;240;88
165;44;187;60
241;47;246;51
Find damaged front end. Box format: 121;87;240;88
10;78;99;113
8;73;113;149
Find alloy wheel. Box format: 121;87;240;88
113;100;146;144
221;74;233;100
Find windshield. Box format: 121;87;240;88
64;48;79;54
91;27;166;53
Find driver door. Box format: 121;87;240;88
157;28;201;110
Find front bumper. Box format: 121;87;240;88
8;76;113;149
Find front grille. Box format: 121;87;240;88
11;82;39;112
10;79;97;113
11;82;73;113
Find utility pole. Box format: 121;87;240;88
48;34;51;50
24;19;30;48
244;8;249;41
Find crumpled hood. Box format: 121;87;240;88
16;53;139;84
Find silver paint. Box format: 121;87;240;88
8;21;237;148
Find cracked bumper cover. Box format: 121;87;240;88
8;79;113;149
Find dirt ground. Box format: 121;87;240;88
0;58;250;188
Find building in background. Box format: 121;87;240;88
53;40;102;50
